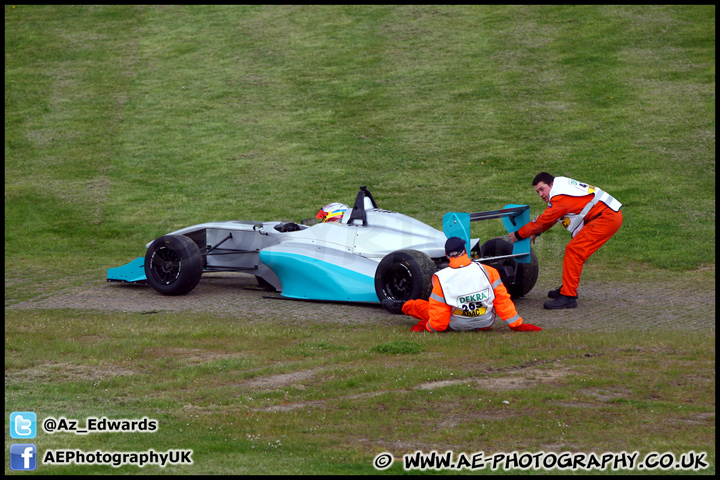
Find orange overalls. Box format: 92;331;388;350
516;193;623;298
401;253;526;332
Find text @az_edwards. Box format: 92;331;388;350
42;416;157;435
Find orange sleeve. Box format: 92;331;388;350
517;194;593;239
485;266;524;328
427;275;452;332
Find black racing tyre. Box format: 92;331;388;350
479;236;539;298
374;249;436;303
144;234;203;296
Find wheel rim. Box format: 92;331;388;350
149;247;182;285
382;263;414;300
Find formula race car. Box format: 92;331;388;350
107;186;538;304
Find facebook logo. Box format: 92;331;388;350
10;412;37;439
10;444;37;471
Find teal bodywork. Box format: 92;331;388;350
443;204;532;263
442;212;472;253
501;204;531;263
259;250;379;302
106;257;147;284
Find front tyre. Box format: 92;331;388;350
144;235;203;295
374;249;436;304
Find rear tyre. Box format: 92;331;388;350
478;237;538;298
374;249;436;307
145;235;203;295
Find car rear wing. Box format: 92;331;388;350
442;205;532;263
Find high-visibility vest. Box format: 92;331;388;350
433;262;496;330
549;176;622;237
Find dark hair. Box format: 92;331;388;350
532;172;554;186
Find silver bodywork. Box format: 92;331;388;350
146;197;455;299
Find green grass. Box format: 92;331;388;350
4;5;715;475
5;6;715;278
4;310;715;474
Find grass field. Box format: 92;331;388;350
5;5;715;475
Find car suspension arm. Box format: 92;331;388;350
205;233;233;255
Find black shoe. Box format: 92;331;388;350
544;295;578;310
381;299;405;314
548;286;579;300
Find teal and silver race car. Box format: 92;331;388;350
107;186;538;304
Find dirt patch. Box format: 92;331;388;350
250;390;390;413
436;411;516;431
261;400;326;412
249;361;575;413
4;361;135;383
5;271;715;333
143;347;244;367
417;364;573;392
245;368;321;390
664;412;715;425
540;442;584;451
578;387;634;402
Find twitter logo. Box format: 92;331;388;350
10;412;37;439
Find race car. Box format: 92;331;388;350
107;186;538;304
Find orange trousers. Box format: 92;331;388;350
401;299;492;331
401;299;430;320
560;209;623;297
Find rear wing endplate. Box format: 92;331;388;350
442;205;531;263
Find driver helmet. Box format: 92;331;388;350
315;203;349;223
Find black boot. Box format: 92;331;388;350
547;286;563;299
381;299;406;314
544;294;578;310
548;286;578;300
